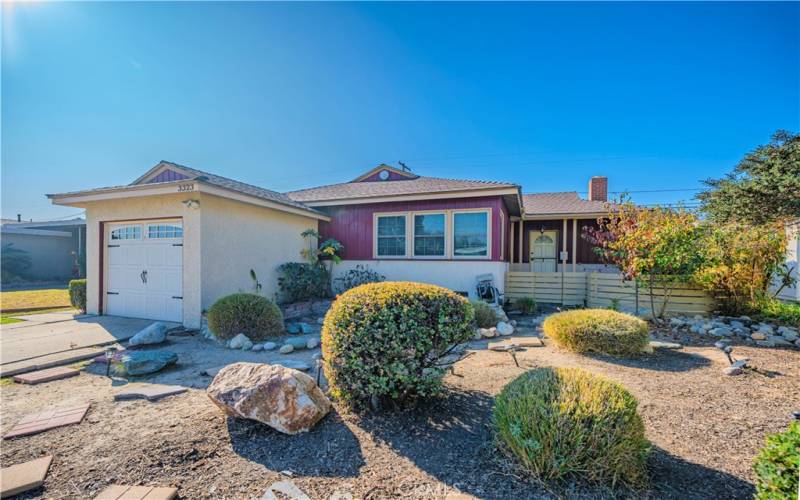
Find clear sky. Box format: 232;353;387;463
2;1;798;221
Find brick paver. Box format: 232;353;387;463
3;403;90;439
0;455;53;497
113;383;187;402
94;485;178;500
13;366;80;385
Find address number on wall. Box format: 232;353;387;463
177;183;194;192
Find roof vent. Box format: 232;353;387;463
378;170;390;181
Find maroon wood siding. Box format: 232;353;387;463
147;169;189;183
513;218;603;264
318;196;510;261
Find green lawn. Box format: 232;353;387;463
0;288;75;326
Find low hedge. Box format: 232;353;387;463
277;262;331;303
471;300;498;328
68;279;87;313
494;367;650;488
322;281;474;406
753;421;799;499
207;293;285;340
543;309;649;356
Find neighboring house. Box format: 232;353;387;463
771;219;799;303
48;161;613;327
1;218;86;282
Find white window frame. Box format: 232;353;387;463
110;224;143;241
373;213;409;259
411;210;448;259
499;211;505;260
451;208;492;260
146;222;184;240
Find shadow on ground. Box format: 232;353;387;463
588;348;713;372
354;385;753;499
227;409;364;478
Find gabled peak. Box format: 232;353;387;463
351;164;419;183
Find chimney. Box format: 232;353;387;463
16;214;21;222
588;176;608;202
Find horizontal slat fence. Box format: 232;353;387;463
505;271;715;317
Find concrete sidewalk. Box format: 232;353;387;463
0;314;173;376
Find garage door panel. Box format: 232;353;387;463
106;222;182;323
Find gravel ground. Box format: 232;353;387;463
1;330;798;499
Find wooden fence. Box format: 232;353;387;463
504;271;715;317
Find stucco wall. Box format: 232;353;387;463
1;231;78;281
82;193;202;328
199;194;318;310
331;259;508;299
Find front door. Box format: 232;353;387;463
106;221;183;322
529;230;557;272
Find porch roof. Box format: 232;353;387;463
522;192;609;218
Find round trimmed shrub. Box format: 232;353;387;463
471;300;498;328
494;367;650;487
753;421;799;499
322;281;474;406
207;293;285;341
543;309;649;356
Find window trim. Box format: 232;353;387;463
451;208;492;260
147;222;184;240
499;211;505;260
411;210;448;259
109;224;142;241
373;212;409;259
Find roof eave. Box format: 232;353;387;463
296;186;520;207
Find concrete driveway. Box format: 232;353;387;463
0;314;173;376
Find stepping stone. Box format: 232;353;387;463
94;485;178;500
260;481;310;500
0;455;53;498
13;366;80;385
201;365;226;378
3;403;90;439
488;342;518;352
113;383;187;402
507;336;544;347
649;340;683;350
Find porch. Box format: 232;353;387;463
508;216;607;273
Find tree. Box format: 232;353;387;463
583;199;706;320
697;130;800;225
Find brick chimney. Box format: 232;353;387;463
588;176;608;202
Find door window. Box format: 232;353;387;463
110;225;141;240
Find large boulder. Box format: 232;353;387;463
207;362;330;434
128;322;168;346
114;350;178;376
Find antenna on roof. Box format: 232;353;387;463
398;161;410;172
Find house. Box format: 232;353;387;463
771;219;799;303
1;218;86;282
48;161;613;328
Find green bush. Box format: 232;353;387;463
471;300;498;328
322;281;474;406
207;293;285;340
514;297;537;315
753;421;800;499
752;298;800;327
68;279;87;313
494;367;650;488
277;263;331;303
543;309;649;356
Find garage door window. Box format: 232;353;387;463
111;225;141;240
148;223;183;239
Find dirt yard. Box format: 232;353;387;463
1;331;798;499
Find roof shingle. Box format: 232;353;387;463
286;176;518;203
522;192;609;216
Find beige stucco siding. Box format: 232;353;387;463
199;194;317;309
82;193;203;327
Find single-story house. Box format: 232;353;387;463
48;161;613;328
1;218;86;282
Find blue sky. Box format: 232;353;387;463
2;1;798;220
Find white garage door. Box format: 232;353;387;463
106;221;183;323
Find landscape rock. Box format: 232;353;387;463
756;340;775;348
229;333;251;350
709;327;733;337
777;327;798;341
306;337;319;349
263;342;278;351
284;337;309;350
279;344;294;354
496;322;514;336
128;322;168;346
114;350;178;376
299;323;316;334
207;362;330;434
479;328;495;338
275;360;312;372
756;324;774;335
285;323;301;335
252;344;264;352
730;358;749;369
769;336;794;347
242;340;254;351
750;332;767;341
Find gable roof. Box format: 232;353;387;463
286;175;519;204
522;192;610;217
351;164;419;182
48;161;328;220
